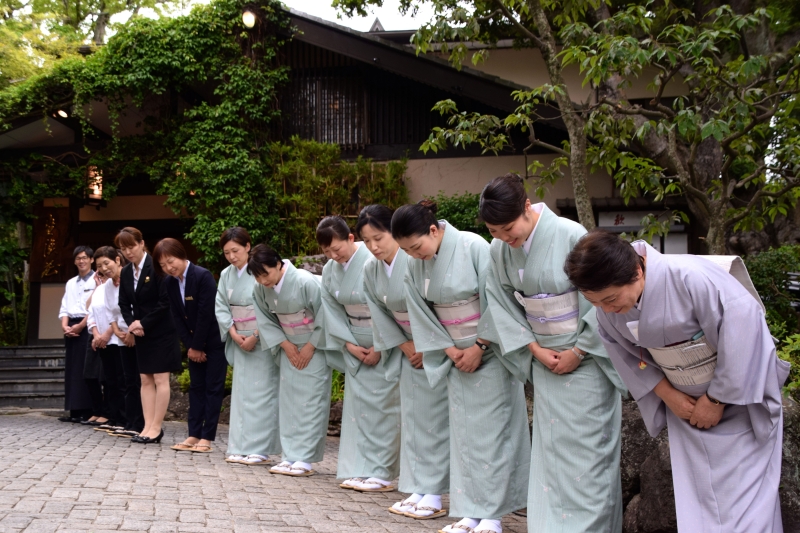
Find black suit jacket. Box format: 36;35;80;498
164;263;223;352
118;253;175;338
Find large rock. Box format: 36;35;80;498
620;398;668;506
292;254;328;275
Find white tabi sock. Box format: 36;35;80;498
391;493;422;513
290;461;312;471
473;519;501;533
363;477;390;485
445;518;479;532
417;494;442;509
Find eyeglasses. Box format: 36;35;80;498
75;257;91;262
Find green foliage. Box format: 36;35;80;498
777;334;800;400
426;190;491;241
330;369;345;403
744;245;800;332
0;0;409;267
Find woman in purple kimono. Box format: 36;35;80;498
564;230;789;533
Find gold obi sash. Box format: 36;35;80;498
514;288;580;335
231;305;256;332
433;294;481;340
276;309;315;336
344;303;372;328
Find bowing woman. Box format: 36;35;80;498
214;228;281;466
564;230;790;533
391;201;530;533
250;244;332;477
116;227;182;444
357;205;450;519
316;215;401;493
155;238;227;454
478;175;626;532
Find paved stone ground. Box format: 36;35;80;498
0;414;527;533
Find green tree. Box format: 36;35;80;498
336;0;800;253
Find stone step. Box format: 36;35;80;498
0;393;64;409
0;366;65;380
0;378;65;395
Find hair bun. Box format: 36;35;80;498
418;199;438;216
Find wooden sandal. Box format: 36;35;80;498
190;445;213;453
353;480;395;492
339;478;365;489
170;442;196;451
405;506;448;520
438;524;474;533
283;466;316;477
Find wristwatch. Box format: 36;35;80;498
253;331;259;339
475;341;489;351
571;347;585;361
705;393;724;405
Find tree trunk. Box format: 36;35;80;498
93;11;109;45
705;212;727;254
528;0;595;230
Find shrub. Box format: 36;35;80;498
778;334;800;401
744;245;800;333
426;190;491;241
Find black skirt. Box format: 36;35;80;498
134;331;182;374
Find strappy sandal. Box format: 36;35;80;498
269;461;294;474
438;524;474;533
225;455;246;463
170;442;196;451
405;505;448;520
190;444;213;453
339;477;365;489
239;454;272;466
353;479;395;492
284;466;316;477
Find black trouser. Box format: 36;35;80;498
120;345;144;432
187;344;227;441
97;345;127;426
65;318;93;418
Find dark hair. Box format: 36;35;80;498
93;246;128;266
220;227;251;249
480;173;528;225
391;200;439;239
247;244;283;277
114;227;144;249
564;229;646;292
316;216;352;248
152;238;188;276
73;245;94;260
355;204;394;238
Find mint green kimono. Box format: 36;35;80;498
215;264;281;457
480;204;626;532
362;249;450;495
252;260;332;464
404;221;530;519
319;244;401;481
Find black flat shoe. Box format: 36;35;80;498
138;429;164;444
58;416;84;423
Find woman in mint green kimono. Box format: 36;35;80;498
214;227;281;465
316;215;401;492
478;175;626;533
248;244;332;477
391;201;530;533
357;205;450;519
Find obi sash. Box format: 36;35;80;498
647;333;717;387
433;294;481;340
391;310;413;335
276;309;315;336
514;287;579;335
344;303;372;328
231;305;256;332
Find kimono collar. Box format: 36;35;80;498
631;240;668;347
236;264;247;278
386;248;409;300
273;259;293;294
336;243;370;294
427;220;458;302
519;204;559;291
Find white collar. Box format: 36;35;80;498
179;261;191;282
136;253;147;272
273;260;290;294
522;203;546;255
342;242;362;272
236;264;247;278
383;251;398;277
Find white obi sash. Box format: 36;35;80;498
231;305;256;332
391;310;413;335
647;334;717;387
344;303;372;328
514;288;579;335
276;309;315;336
433;294;481;340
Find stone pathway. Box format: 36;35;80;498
0;414;527;533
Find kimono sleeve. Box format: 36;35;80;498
214;273;233;342
253;282;286;351
404;268;454;353
479;247;534;383
318;280;357;350
301;275;324;348
363;270;407;352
